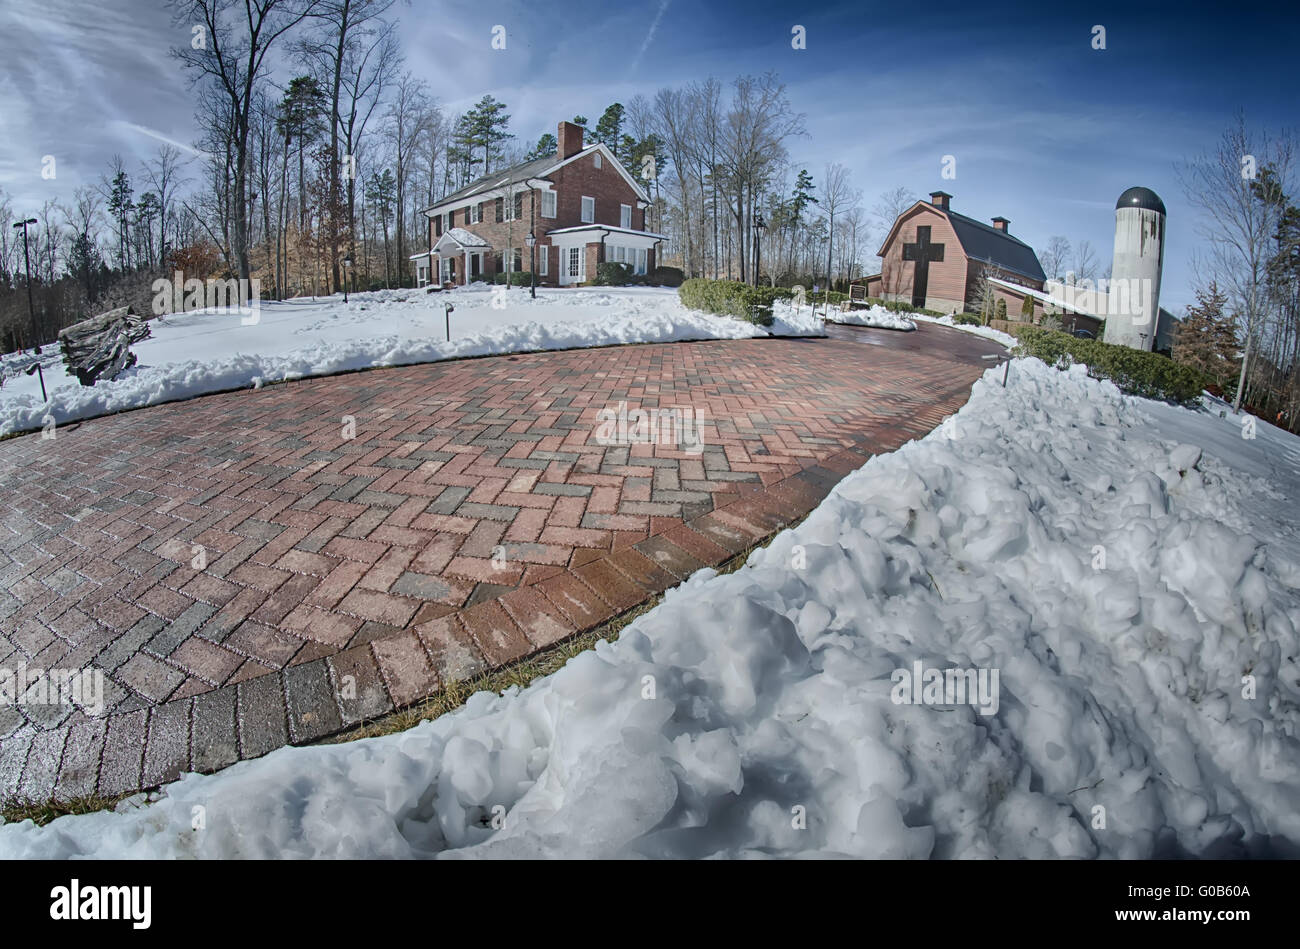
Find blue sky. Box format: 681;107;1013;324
2;0;1296;312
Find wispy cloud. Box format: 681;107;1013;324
628;0;671;76
114;122;208;159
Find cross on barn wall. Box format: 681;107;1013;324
902;226;945;308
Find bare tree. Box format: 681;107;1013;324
818;162;859;292
143;145;191;268
293;0;397;292
385;71;434;277
873;185;917;233
1070;239;1098;282
1039;235;1071;281
1178;114;1296;411
717;73;805;284
171;0;322;282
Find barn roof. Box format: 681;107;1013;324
942;210;1046;284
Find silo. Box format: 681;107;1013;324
1104;187;1166;350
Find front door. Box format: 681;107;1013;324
560;245;586;285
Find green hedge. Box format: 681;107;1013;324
494;271;534;286
650;266;685;287
595;261;633;286
1010;325;1208;405
678;279;794;327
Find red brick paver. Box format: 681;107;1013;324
0;323;1004;801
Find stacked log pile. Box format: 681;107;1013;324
58;306;152;386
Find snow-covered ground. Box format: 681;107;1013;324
913;313;1017;348
3;357;1297;859
0;285;824;435
828;304;917;331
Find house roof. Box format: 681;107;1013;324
878;200;1047;285
425;142;652;214
547;224;667;240
433;228;491;253
431;154;559;209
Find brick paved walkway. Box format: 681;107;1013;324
0;323;1004;801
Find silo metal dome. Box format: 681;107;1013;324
1115;186;1166;215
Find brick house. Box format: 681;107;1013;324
413;120;664;288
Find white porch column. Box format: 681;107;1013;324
463;249;470;286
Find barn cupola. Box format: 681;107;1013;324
991;216;1010;232
930;191;952;211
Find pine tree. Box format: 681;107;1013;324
1173;280;1239;388
594;103;625;149
277;77;328;238
526;133;557;160
787;170;816;273
995;298;1007;321
448;114;481;187
365;169;397;287
1020;292;1035;320
464;96;513;175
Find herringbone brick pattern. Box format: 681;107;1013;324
0;324;1004;800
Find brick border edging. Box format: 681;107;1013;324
0;446;875;806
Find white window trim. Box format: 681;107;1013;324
541;190;557;219
594;152;602;169
538;245;548;276
620;204;632;229
581;196;595;224
469;203;481;224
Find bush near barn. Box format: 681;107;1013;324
1010;324;1209;405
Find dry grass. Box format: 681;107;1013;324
1;793;131;828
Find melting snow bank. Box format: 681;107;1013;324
3;357;1299;859
913;313;1017;348
0;286;824;435
830;304;917;331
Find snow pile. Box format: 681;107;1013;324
831;304;917;331
913;313;1017;348
2;358;1298;859
768;299;828;336
0;286;822;435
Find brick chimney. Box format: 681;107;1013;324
991;216;1009;232
557;121;584;159
930;191;952;211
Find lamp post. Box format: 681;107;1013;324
342;253;353;303
525;231;537;299
13;217;39;353
752;212;767;288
